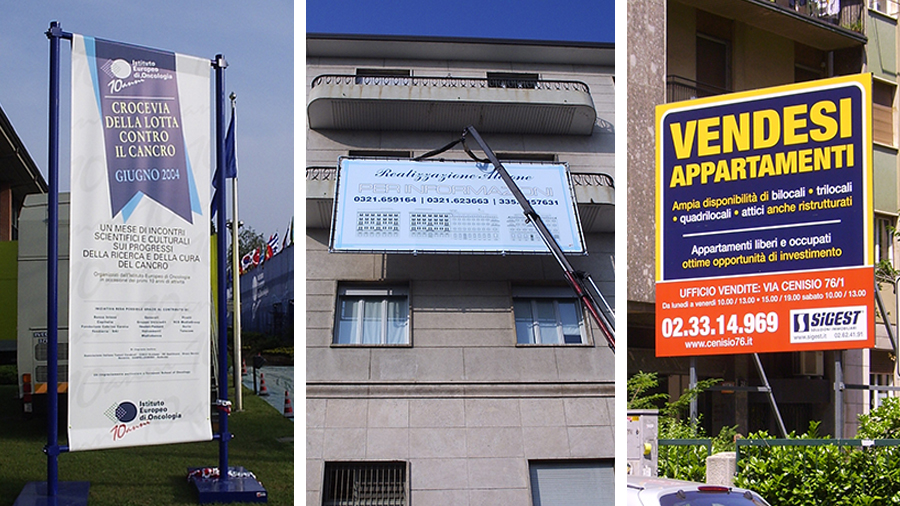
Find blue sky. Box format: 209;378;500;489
1;1;614;236
0;1;293;237
306;0;616;43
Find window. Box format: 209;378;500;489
354;68;411;85
870;0;900;17
323;461;407;506
495;152;558;163
870;372;893;409
873;78;896;147
487;71;539;89
529;460;614;506
334;285;409;345
514;287;586;345
875;214;895;265
347;150;411;159
870;350;896;410
696;33;730;96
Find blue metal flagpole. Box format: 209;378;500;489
214;54;230;478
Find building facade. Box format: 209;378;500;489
306;34;615;505
628;0;899;438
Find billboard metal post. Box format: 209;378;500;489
13;21;90;506
47;20;63;500
214;54;230;477
188;55;267;504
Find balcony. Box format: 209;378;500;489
306;166;614;233
307;74;597;135
675;0;867;50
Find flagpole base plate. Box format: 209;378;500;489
189;466;267;504
13;481;90;506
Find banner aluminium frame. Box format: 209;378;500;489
14;21;265;506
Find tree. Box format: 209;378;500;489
228;225;266;262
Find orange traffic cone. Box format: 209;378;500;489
258;372;269;396
241;358;247;376
283;390;293;418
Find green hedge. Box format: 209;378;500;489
734;410;900;505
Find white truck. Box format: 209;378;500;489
16;193;69;414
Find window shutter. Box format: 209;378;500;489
529;461;614;506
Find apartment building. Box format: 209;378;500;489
628;0;899;437
306;34;615;505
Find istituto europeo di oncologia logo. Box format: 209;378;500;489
105;399;183;442
790;306;867;344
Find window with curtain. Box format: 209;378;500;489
334;285;409;345
513;287;586;345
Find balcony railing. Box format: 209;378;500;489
666;76;731;103
770;0;866;33
310;74;591;94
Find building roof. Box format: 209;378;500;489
0;104;47;201
307;33;615;67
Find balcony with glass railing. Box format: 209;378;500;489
307;74;598;135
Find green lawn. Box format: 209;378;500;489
0;385;294;505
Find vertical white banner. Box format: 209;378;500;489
68;34;212;450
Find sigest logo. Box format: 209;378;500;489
790;306;867;344
793;313;810;333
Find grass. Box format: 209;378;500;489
0;384;294;505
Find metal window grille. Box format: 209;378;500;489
322;462;407;506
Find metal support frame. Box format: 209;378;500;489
835;352;844;439
689;357;698;424
701;355;787;438
753;353;788;438
461;126;615;352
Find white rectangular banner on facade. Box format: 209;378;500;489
68;34;212;450
330;158;585;254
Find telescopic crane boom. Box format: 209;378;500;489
462;126;615;352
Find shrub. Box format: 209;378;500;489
0;365;16;385
734;419;900;505
628;371;735;482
